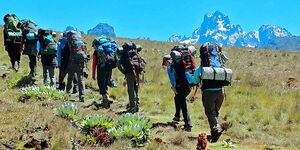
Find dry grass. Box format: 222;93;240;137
0;26;300;149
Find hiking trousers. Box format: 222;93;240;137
58;68;78;91
125;73;139;108
174;87;192;127
202;90;224;132
97;66;112;95
66;62;85;99
43;67;55;86
6;44;21;69
28;55;37;76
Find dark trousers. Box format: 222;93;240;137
58;68;77;91
174;87;192;127
66;63;85;99
202;90;224;132
97;66;112;95
28;55;37;75
126;73;139;108
6;44;21;69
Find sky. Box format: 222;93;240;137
0;0;299;41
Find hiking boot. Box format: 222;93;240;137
210;128;223;143
172;117;180;122
79;97;85;102
181;125;192;132
72;88;78;94
102;94;111;109
128;106;139;113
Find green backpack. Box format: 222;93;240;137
38;29;57;55
3;14;22;44
40;35;57;55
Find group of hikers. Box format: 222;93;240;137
3;14;232;142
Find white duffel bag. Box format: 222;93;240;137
201;67;233;82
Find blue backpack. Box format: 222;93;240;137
92;36;118;69
200;42;223;68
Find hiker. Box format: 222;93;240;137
117;42;145;113
185;42;232;142
37;29;57;86
3;14;23;71
168;45;197;132
65;30;88;102
162;54;182;122
19;19;39;76
92;36;118;108
57;32;78;92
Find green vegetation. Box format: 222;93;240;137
0;26;299;149
57;103;79;120
19;85;64;100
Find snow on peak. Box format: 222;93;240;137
168;11;294;49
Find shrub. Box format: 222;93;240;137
112;113;153;147
80;115;114;133
20;85;64;100
57;103;79;120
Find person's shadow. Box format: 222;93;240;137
152;121;178;129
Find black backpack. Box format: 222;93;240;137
170;45;196;77
66;30;87;64
120;42;145;74
20;19;38;41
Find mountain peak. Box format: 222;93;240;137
168;11;295;50
87;23;116;37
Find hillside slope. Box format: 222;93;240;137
0;26;300;150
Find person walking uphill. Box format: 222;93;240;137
19;19;39;76
168;45;197;132
117;42;145;113
92;36;118;108
65;30;88;102
162;55;182;122
3;14;23;72
37;29;57;86
185;42;232;142
57;32;78;92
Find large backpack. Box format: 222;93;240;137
199;42;232;87
3;14;22;44
92;36;118;69
20;19;38;41
170;45;197;86
37;29;57;55
66;30;87;64
120;42;145;74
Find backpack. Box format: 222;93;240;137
20;19;38;41
199;42;232;87
3;14;22;44
38;29;57;55
92;36;118;69
120;42;145;74
170;45;197;86
66;30;87;64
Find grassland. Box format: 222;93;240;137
0;26;299;150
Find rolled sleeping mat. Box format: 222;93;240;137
200;67;232;82
136;44;142;52
188;45;196;56
170;50;182;63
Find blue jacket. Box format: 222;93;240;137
167;66;176;88
185;67;222;91
57;37;68;67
